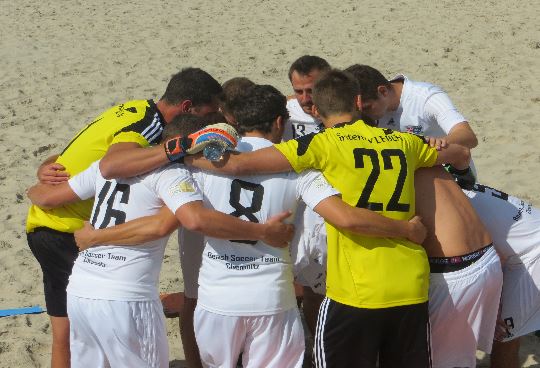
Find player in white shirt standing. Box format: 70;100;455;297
283;55;332;341
462;184;540;368
26;117;294;368
192;84;429;368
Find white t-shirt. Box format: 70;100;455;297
194;137;339;316
282;98;323;141
66;161;202;301
375;75;467;137
463;184;540;264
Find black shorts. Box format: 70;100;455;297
314;298;431;368
27;228;79;317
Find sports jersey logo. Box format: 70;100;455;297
405;125;423;134
168;181;195;196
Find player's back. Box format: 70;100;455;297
463;184;540;264
415;167;491;257
67;161;187;301
194;137;302;315
276;120;439;308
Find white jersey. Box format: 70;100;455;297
194;137;339;316
463;184;540;264
375;75;467;137
67;161;202;301
283;98;323;141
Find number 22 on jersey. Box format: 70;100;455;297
353;148;410;212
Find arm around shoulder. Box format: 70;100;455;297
99;142;170;179
27;182;80;209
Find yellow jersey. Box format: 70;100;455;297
274;120;438;308
26;100;166;233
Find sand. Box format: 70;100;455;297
0;0;539;366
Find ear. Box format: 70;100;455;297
311;105;321;119
179;100;193;113
377;85;389;98
354;95;363;111
275;115;285;131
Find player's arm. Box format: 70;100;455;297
185;146;293;176
100;123;240;179
313;196;427;244
74;206;180;251
175;201;294;248
27;182;81;210
99;142;169;179
37;153;70;185
423;92;478;149
433;142;470;170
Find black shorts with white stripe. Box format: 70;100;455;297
313;298;432;368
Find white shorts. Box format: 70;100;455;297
178;228;204;299
428;246;503;368
194;306;304;368
292;207;327;295
67;295;168;368
500;245;540;340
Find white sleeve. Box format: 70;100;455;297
296;170;340;210
68;161;99;200
155;165;203;213
423;91;467;134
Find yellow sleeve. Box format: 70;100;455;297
404;133;438;169
274;133;328;173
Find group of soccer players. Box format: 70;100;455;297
25;56;540;368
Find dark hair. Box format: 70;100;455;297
220;77;256;115
288;55;330;81
229;85;289;135
161;67;222;106
200;111;227;125
344;64;391;101
312;69;359;118
161;114;208;140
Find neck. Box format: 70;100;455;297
156;100;176;123
323;113;354;128
244;131;279;143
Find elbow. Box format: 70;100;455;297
179;211;205;233
156;220;179;237
98;159;116;180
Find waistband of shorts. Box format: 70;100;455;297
28;227;73;236
429;244;493;273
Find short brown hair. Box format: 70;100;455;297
312;69;359;118
344;64;391;101
288;55;330;81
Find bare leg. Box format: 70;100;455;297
50;316;70;368
180;296;202;368
302;286;324;336
490;338;520;368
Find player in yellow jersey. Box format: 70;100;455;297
27;68;226;368
184;69;470;367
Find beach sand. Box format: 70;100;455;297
0;0;539;366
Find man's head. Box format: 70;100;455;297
229;84;289;143
220;77;256;125
312;69;360;125
344;64;393;121
160;68;222;118
288;55;330;115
